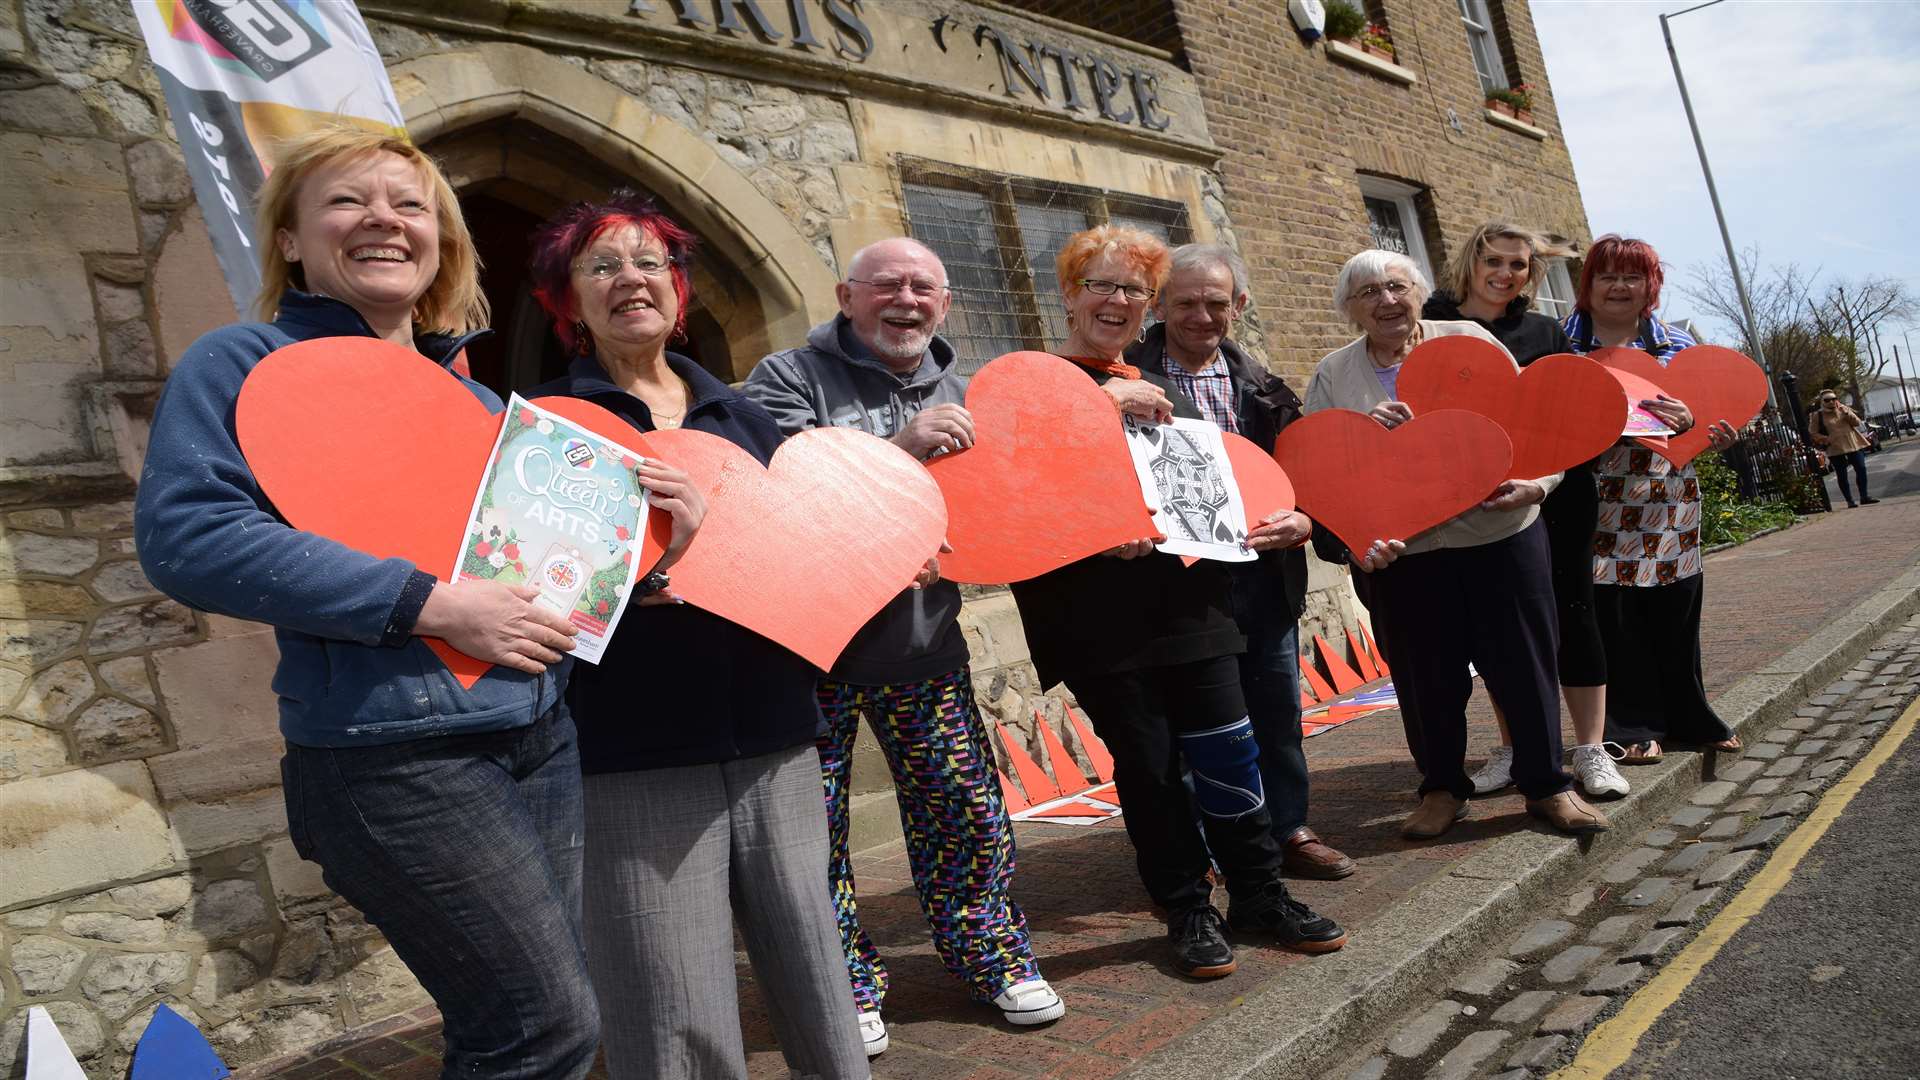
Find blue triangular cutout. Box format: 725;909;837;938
130;1004;229;1080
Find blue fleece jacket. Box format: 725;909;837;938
134;291;569;748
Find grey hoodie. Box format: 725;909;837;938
743;315;972;686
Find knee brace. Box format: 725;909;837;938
1179;717;1266;820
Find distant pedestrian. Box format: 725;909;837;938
1562;234;1741;764
1809;391;1878;507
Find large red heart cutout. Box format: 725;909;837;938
235;338;667;688
1396;337;1626;479
1593;345;1769;467
557;423;947;672
1274;409;1513;556
1223;431;1296;524
928;351;1158;585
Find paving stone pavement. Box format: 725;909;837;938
235;507;1920;1080
1328;613;1920;1080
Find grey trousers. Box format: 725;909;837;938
582;744;870;1080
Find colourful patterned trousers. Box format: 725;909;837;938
816;667;1040;1012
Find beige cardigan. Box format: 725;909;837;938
1302;319;1560;556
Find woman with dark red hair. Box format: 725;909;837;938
527;191;870;1079
1561;235;1741;765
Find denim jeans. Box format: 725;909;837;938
282;704;600;1079
1832;449;1870;504
1228;562;1310;838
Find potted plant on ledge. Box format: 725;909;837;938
1357;20;1396;61
1323;1;1368;49
1486;83;1535;124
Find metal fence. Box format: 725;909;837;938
1724;404;1829;514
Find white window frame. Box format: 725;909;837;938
1459;0;1509;95
1533;258;1576;320
1357;176;1433;286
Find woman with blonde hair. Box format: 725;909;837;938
1423;224;1629;801
135;126;700;1078
1006;225;1348;981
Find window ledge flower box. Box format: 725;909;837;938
1325;39;1417;86
1483;106;1548;140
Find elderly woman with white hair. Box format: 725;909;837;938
1303;249;1610;840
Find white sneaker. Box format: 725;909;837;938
991;978;1066;1025
857;1008;887;1057
1573;743;1630;799
1469;745;1514;794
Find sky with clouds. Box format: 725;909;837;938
1531;0;1920;354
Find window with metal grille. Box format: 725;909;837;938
899;161;1190;373
1458;0;1508;95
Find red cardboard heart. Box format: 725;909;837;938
928;351;1158;585
1223;431;1296;525
1396;338;1626;479
586;424;948;672
1593;345;1769;467
1273;409;1513;556
236;337;666;688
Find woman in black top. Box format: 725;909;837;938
1423;222;1629;803
527;192;869;1079
1010;225;1347;980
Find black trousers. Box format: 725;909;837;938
1066;656;1285;914
1363;522;1573;802
1540;464;1607;688
1595;575;1733;747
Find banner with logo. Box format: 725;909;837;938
132;0;406;315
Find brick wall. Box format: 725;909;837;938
1166;0;1590;385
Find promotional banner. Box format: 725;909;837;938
132;0;406;314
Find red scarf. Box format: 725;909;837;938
1062;354;1142;380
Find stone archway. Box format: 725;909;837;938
390;43;842;380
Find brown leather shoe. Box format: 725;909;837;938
1282;826;1356;880
1526;790;1612;835
1401;791;1467;840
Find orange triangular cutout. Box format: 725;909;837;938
1035;710;1092;793
1079;782;1121;807
1300;656;1337;701
1066;707;1116;783
1362;623;1390;676
1347;629;1380;681
1302;721;1334;737
997;768;1031;813
1315;634;1365;693
996;722;1061;803
1025;800;1116;820
1328;703;1393;719
1301;688;1318;709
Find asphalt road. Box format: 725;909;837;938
1599;708;1920;1080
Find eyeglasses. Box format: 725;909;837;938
1079;278;1156;302
1353;280;1413;303
846;276;948;299
575;254;676;279
1596;273;1648;288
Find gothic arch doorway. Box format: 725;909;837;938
392;43;840;394
428;118;752;394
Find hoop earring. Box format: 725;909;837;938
1138;321;1148;343
573;321;592;357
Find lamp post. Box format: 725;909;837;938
1660;0;1776;407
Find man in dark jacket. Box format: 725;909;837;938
1127;243;1356;881
744;238;1059;1056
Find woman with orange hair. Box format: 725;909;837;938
1562;235;1741;764
1006;226;1348;981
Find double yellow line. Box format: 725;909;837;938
1550;693;1920;1079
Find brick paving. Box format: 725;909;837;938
242;453;1920;1079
